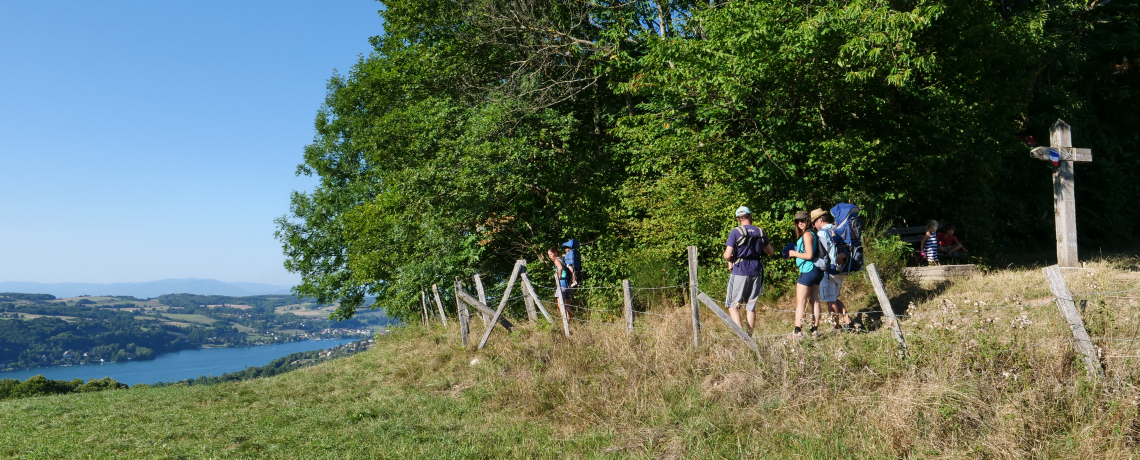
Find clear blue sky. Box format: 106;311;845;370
0;1;383;286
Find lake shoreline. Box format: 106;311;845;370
0;334;371;374
0;338;367;385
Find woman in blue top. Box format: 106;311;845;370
788;210;824;338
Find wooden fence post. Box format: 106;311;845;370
478;260;522;349
432;284;448;326
473;273;490;325
866;263;908;359
420;289;429;326
556;289;571;338
623;279;633;332
455;288;514;332
696;292;759;353
519;271;554;323
1043;266;1104;378
519;261;539;322
688;246;700;347
455;277;469;347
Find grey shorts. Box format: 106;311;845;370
820;273;846;302
725;274;764;312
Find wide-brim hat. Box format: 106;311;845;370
810;208;827;222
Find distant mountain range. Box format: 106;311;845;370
0;279;294;299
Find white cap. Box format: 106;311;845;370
735;206;751;217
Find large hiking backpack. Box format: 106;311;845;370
562;239;583;280
829;203;865;273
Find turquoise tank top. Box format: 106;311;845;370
795;234;819;274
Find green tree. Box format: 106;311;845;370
278;0;1139;321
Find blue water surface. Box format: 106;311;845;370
0;338;359;385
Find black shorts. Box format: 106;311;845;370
797;267;824;286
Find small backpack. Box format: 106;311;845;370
828;203;865;273
732;226;766;262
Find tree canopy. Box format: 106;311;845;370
277;0;1140;321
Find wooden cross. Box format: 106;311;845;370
1030;119;1093;268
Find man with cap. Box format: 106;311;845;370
723;206;775;334
811;208;852;330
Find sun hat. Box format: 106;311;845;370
810;208;827;222
793;210;810;221
735;206;751;217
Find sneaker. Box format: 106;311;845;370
809;327;819;338
788;331;803;339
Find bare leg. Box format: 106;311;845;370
728;306;744;331
810;285;822;329
794;283;809;329
746;310;756;331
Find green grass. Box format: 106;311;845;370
0;336;621;459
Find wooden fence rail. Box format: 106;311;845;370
409;252;1110;376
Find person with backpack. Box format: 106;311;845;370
811;208;853;331
561;239;581;288
722;206;775;334
787;210;823;338
547;246;574;319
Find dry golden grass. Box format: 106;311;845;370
384;257;1140;457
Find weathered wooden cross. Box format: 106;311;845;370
1030;119;1093;268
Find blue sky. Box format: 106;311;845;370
0;1;383;286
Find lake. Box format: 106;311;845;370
0;338;360;385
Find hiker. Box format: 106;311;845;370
722;206;774;334
920;220;939;265
547;246;574;317
787;210;823;338
561;239;581;288
937;223;967;257
811;209;852;331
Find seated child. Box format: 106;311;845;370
938;223;967;257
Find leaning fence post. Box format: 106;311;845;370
1043;266;1104;378
623;279;633;332
473;273;490;325
866;263;908;359
688;246;700;347
519;270;554;323
432;284;448;326
519;261;539;322
455;277;469;347
420;289;430;326
696;292;759;353
478;260;523;349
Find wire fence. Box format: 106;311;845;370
425;260;1140;375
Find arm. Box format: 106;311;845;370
763;244;774;256
790;233;815;260
723;245;735;270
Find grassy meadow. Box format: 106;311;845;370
2;258;1139;458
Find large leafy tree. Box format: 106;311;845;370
279;0;1139;321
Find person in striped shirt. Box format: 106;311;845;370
919;220;940;265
